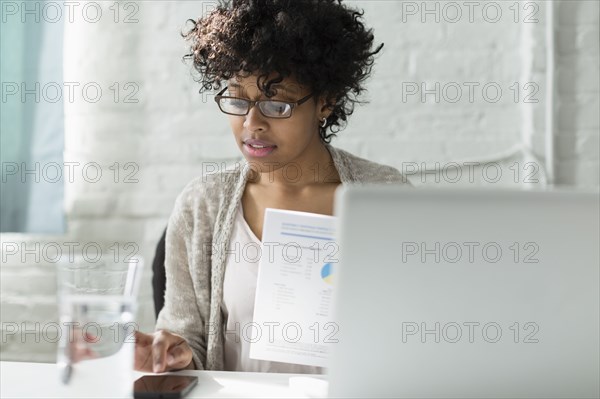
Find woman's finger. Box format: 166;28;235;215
134;330;154;346
134;330;192;372
151;332;171;373
134;332;155;372
166;341;192;369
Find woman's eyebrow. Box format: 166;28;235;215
227;82;298;95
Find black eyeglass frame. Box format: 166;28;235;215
213;86;314;119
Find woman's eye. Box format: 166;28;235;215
264;101;290;116
229;99;247;108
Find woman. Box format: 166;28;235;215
135;0;409;373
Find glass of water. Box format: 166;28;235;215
56;254;143;398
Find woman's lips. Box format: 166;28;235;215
243;139;277;158
244;138;276;147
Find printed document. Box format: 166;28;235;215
249;208;338;367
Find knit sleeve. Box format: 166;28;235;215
155;188;208;370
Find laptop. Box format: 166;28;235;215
327;186;599;398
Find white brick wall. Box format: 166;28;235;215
553;0;600;185
1;0;598;362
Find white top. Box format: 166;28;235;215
221;203;324;374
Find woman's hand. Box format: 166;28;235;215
134;330;195;373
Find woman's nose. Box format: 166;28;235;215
243;104;268;131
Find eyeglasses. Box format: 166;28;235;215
214;86;314;119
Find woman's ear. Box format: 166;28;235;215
318;94;336;118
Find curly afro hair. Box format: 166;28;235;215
182;0;384;143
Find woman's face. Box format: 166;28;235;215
224;73;329;171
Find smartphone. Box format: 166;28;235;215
133;375;198;399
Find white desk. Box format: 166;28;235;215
0;361;329;398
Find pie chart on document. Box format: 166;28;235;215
321;263;334;285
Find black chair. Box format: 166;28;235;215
151;228;167;318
